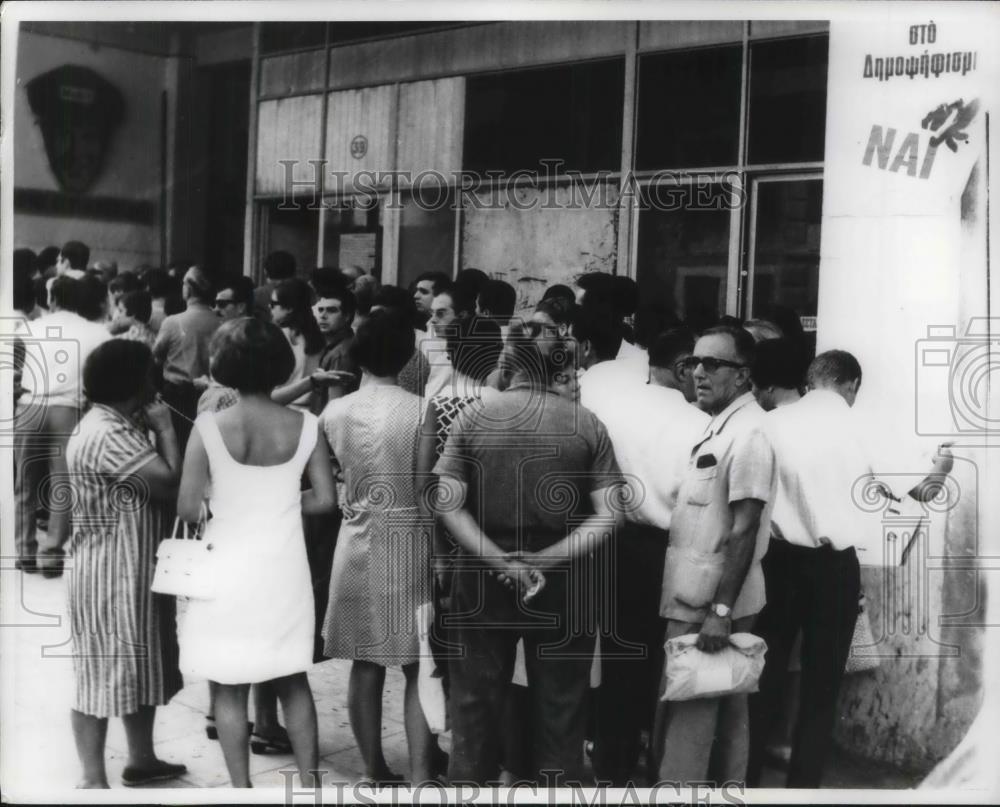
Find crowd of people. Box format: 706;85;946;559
10;241;954;790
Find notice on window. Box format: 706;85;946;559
339;233;377;274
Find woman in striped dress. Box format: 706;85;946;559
66;340;186;789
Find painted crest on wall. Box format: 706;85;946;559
25;65;125;193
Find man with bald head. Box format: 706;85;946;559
653;324;777;785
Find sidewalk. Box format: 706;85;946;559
2;567;920;796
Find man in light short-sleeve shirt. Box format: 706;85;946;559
653;325;776;786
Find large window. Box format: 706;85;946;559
748;177;823;326
256;201;318;281
748;35;829;164
636;46;742;169
635;181;734;333
464;59;625;176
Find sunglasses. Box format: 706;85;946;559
269;300;281;307
681;356;747;373
214;298;237;308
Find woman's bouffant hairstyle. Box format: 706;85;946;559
84;340;154;405
209;317;295;394
349;308;415;378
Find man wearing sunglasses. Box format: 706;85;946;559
653;324;777;786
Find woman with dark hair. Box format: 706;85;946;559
319;308;435;784
269;278;325;411
176;318;337;788
66;340;186;788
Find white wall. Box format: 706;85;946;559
820;11;998;770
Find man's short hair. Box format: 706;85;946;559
84;340;154;405
534;296;576;327
372;284;411;311
414;271;452;296
36;246;61;274
611;275;639;317
751;338;804;390
49;275;83;313
315;284;358;322
477;279;516;322
350;308;416;377
311;266;348;294
60;240;90;271
439;284;475;318
455;268;489;299
571;302;624;362
217;274;256;312
120;290;152;324
263;250;296;280
183;266;215;303
77;274;108;321
353;274;378;317
541;284;575;306
210;317;295;394
808;349;863;389
648;327;696;369
575;272;616;302
699;324;756;367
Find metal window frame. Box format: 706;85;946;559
246;23;831;301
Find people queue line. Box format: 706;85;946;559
10;242;954;790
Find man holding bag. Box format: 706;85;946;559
653;325;777;786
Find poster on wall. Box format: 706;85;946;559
824;17;991;219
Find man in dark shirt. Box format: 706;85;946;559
310;283;360;413
434;327;625;784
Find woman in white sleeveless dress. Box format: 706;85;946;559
177;318;336;788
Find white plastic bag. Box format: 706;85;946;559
415;602;447;734
660;632;767;701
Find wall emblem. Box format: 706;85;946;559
25;65;125;193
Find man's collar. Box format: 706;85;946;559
323;325;353;350
707;390;756;434
802;387;850;409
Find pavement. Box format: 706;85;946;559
1;564;923;799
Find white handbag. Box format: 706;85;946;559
660;632;768;701
151;505;215;600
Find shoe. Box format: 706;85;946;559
250;726;293;755
14;558;38;574
122;761;187;787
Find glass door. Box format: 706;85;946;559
744;174;823;337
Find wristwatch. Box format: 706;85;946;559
710;602;732;618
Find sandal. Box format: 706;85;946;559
250;726;293;755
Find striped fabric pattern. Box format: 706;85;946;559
65;405;182;717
